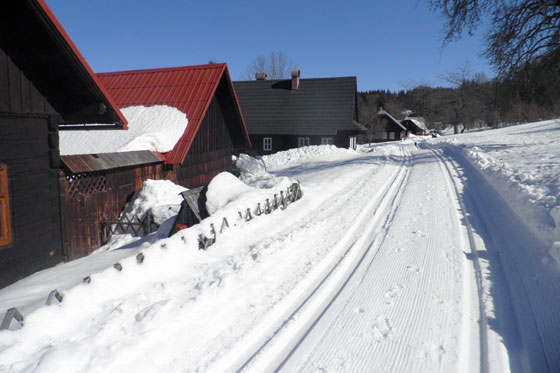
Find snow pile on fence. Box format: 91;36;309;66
122;179;187;226
60;105;188;155
431;119;560;249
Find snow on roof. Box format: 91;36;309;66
403;116;428;132
59;105;188;156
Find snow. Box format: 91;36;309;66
2;122;560;372
404;116;429;132
59;105;188;155
429;119;560;248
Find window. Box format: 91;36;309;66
321;137;333;145
298;137;310;147
263;137;272;151
0;164;12;247
389;132;395;140
349;136;356;149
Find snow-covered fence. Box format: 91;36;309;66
0;182;303;330
196;181;303;250
101;212;159;244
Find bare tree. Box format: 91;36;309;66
430;0;560;74
242;51;296;80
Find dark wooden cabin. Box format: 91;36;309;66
58;64;251;259
234;71;365;154
401;116;429;136
369;109;408;142
0;0;127;288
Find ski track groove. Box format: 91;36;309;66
429;146;490;373
287;152;413;372
278;145;477;373
211;147;410;372
247;147;413;372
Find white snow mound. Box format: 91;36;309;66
261;145;355;171
60;105;188;155
122;179;187;225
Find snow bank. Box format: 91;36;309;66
260;145;355;171
234;153;290;189
431;119;560;250
60;105;188;155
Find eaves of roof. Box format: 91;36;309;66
1;0;127;128
61;151;161;173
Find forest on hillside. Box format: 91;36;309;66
358;0;560;139
358;49;560;138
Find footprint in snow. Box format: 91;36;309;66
406;265;420;273
371;316;392;342
353;306;365;314
418;343;446;363
384;284;403;305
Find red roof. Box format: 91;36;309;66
97;63;250;165
33;0;128;128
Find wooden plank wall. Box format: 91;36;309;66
0;114;61;288
0;47;62;288
59;163;165;260
177;92;234;187
0;48;57;115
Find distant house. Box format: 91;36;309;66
401;116;429;136
371;109;408;141
0;0;127;287
234;70;365;154
58;64;251;259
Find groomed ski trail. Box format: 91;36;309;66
255;143;489;372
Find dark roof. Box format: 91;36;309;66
402;117;428;132
0;0;127;128
61;151;162;173
97;63;251;165
234;77;364;136
377;109;407;131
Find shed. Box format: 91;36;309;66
234;71;365;154
58;64;251;259
0;0;126;288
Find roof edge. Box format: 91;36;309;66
97;63;227;78
36;0;128;129
223;64;252;149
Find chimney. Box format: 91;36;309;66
291;69;300;90
255;73;268;80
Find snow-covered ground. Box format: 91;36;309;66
1;121;560;372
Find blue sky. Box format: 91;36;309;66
46;0;493;92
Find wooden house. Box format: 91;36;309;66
401;116;429;136
58;64;251;259
0;0;127;287
370;109;408;142
234;70;365;154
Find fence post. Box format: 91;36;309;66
0;308;24;330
